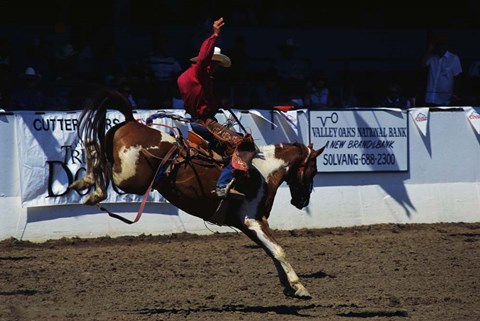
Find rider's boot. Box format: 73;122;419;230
216;178;245;200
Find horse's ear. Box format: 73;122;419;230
313;144;327;157
308;143;314;149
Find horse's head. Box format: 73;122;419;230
286;143;325;209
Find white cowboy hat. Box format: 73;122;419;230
21;67;41;79
190;47;231;68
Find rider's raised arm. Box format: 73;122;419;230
195;17;224;69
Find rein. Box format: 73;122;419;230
96;144;178;224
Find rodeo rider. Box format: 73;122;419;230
177;17;255;199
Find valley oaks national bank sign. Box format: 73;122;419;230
15;111;167;207
310;109;408;172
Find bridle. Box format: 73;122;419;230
297;145;312;183
285;144;314;196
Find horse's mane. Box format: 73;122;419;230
291;141;305;148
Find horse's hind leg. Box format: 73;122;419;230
69;141;107;205
242;218;311;299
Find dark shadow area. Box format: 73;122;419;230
0;289;50;296
26;202;179;223
0;255;35;261
134;303;317;317
337;310;409;318
416;117;433;157
299;271;336;279
469;121;480;146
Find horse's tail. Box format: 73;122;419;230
77;85;135;182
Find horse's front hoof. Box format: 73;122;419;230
295;288;312;300
283;287;312;300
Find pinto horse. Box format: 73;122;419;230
70;88;325;299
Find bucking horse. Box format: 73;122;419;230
69;87;325;299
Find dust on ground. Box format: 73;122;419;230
1;222;479;321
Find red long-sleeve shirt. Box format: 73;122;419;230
177;33;218;119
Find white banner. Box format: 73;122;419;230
273;109;305;136
15;110;182;208
219;108;244;132
310;109;409;172
247;109;277;127
409;107;430;136
463;106;480;134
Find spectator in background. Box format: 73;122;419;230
0;38;13;108
422;34;462;106
0;62;13;109
304;74;331;108
378;83;411;109
76;37;95;82
9;67;47;110
227;35;249;83
50;43;83;109
25;37;53;84
104;68;139;108
124;62;153;108
145;31;183;107
53;43;79;81
95;41;125;85
225;35;250;108
117;78;138;108
464;60;480;105
0;37;11;67
274;38;309;98
339;84;358;107
251;70;285;107
468;60;480;79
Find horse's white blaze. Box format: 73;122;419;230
113;145;143;184
253;145;286;180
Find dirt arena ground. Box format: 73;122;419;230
1;222;479;321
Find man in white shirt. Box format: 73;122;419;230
422;35;462;106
